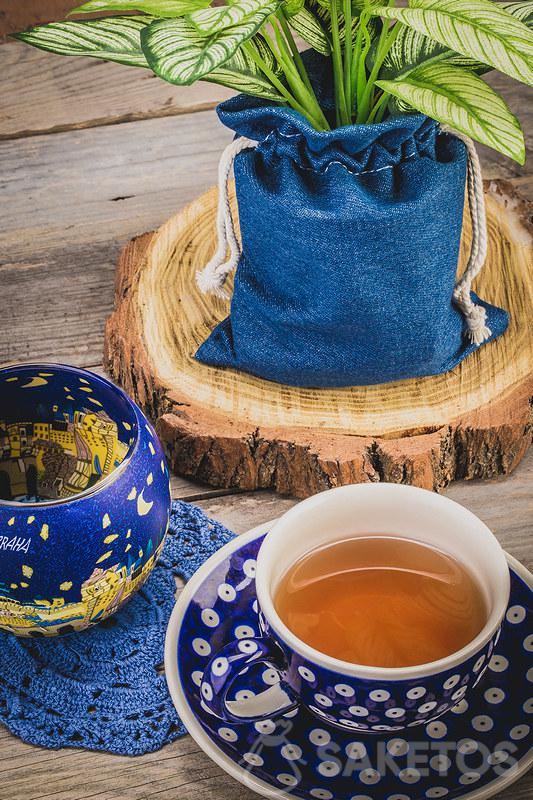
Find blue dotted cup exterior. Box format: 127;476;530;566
0;363;171;636
199;484;511;732
168;531;533;799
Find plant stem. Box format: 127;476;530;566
343;0;353;121
329;0;350;126
271;17;330;130
374;93;390;123
268;24;309;106
242;41;328;131
367;90;389;123
353;12;371;115
356;20;399;123
278;11;313;94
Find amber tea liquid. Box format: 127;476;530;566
274;536;487;668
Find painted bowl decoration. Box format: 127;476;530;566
0;363;171;636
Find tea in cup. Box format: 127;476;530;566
274;534;488;669
200;484;510;732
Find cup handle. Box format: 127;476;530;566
199;636;299;723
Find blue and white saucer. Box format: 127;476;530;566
165;523;532;800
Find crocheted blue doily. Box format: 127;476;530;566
0;502;234;755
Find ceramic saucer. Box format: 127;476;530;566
165;523;532;800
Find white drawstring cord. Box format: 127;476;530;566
196;136;257;299
198;127;492;347
441;125;492;345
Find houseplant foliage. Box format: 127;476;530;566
15;0;532;389
15;0;533;163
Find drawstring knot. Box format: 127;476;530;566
442;125;492;346
453;288;491;345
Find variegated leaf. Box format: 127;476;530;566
207;35;284;99
289;7;331;54
377;63;525;162
141;15;269;83
305;0;333;25
188;0;279;35
381;0;533;79
69;0;209;16
282;0;305;17
304;0;351;34
382;27;455;78
498;0;533;24
350;0;385;9
372;0;533;86
14;17;152;67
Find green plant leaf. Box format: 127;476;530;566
288;7;331;54
207;34;284;99
305;0;332;24
188;0;279;35
14;16;152;66
372;0;533;86
69;0;208;16
376;63;525;163
498;0;533;25
301;0;375;48
350;0;383;10
381;0;533;80
141;15;270;83
381;27;456;78
282;0;305;17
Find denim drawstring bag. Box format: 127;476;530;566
194;67;508;387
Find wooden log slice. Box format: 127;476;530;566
104;179;533;498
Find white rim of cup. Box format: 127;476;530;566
255;483;511;681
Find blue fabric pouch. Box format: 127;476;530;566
195;62;508;387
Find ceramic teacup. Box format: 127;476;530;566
200;484;510;732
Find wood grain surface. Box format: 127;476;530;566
105;180;533;496
0;38;531;800
0;1;78;39
0;43;232;139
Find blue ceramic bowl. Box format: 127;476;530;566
0;363;171;636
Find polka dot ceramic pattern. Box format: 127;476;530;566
169;529;532;800
193;550;501;732
195;574;500;731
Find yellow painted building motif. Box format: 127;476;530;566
0;409;129;500
0;539;165;636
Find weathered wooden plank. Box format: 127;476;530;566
0;42;232;140
0;241;122;368
0;1;79;39
0;112;232;367
446;450;533;568
0;111;232;253
170;475;236;501
0;739;248;800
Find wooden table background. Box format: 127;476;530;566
1;39;532;800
